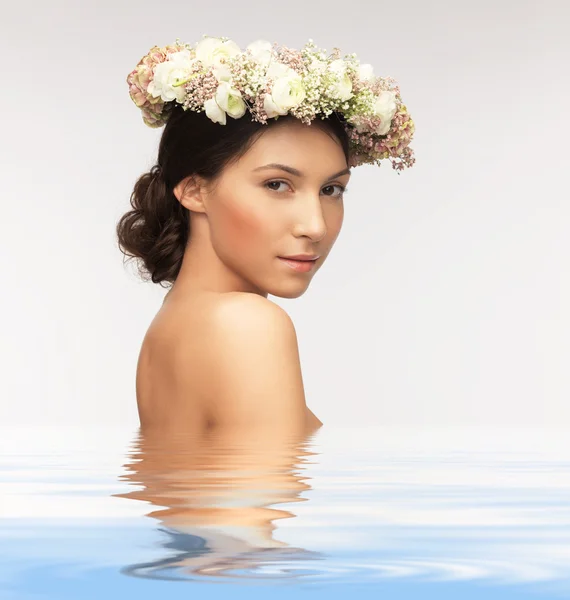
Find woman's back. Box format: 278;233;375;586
135;291;323;436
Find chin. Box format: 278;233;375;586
270;284;311;300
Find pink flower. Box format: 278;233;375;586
126;43;186;124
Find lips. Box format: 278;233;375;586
278;257;318;272
279;258;316;262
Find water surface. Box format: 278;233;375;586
1;424;570;599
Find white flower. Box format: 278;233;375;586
212;63;232;83
216;81;246;118
195;36;241;68
308;56;327;75
348;116;369;134
373;90;397;135
204;97;226;125
148;49;198;102
204;81;247;125
245;39;273;66
358;63;375;82
266;61;294;79
264;71;306;118
329;59;346;75
263;94;288;118
328;59;353;102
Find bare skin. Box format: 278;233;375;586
136;290;323;435
135;118;351;437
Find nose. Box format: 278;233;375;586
291;194;328;242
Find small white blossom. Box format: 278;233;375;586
212;63;232;83
204;96;226;124
328;59;353;102
245;39;273;66
148;50;197;102
195;36;241;68
216;81;247;119
358;63;375;82
373;90;397;135
264;72;306;117
266;61;294;79
204;81;247;125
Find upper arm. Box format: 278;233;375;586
206;294;307;432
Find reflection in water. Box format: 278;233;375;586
113;427;324;582
4;426;570;596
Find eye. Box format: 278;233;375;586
265;180;291;193
264;180;348;198
322;184;348;198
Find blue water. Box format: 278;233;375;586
2;424;570;599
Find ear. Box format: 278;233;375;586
173;175;209;214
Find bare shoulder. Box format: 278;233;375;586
206;292;306;431
213;292;298;338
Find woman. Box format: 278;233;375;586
117;36;415;438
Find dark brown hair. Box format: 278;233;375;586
116;103;350;287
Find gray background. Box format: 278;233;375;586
1;0;568;427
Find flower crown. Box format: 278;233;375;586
127;35;416;171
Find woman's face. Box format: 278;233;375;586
179;119;350;299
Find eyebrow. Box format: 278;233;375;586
253;163;351;180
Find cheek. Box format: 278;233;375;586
326;203;344;240
216;201;274;254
